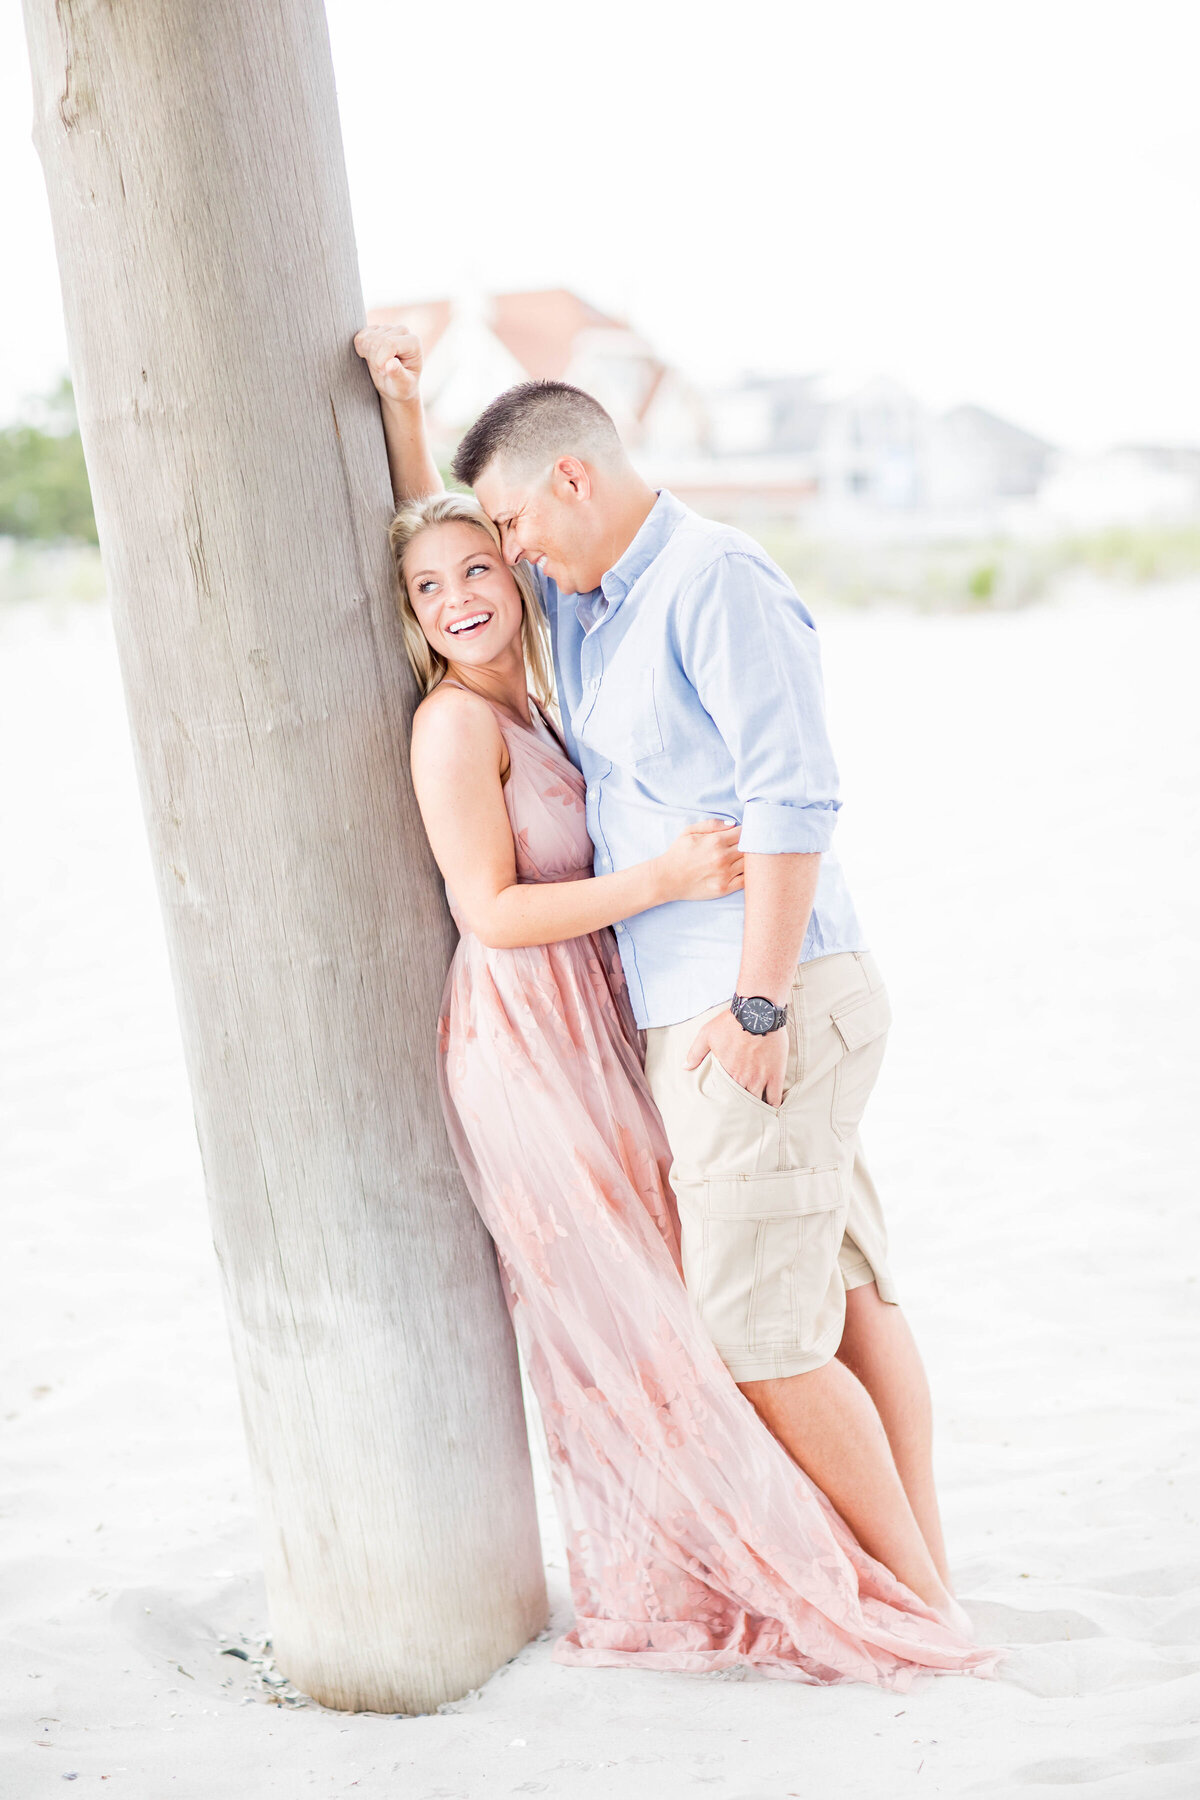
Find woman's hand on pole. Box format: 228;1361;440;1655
354;325;424;406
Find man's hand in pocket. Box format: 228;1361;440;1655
685;1008;788;1106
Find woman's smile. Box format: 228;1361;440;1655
445;609;493;640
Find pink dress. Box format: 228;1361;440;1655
436;691;996;1689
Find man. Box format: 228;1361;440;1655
355;325;967;1629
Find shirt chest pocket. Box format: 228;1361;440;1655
604;667;666;765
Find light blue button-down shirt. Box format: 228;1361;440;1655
532;490;865;1028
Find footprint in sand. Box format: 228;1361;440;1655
968;1602;1105;1645
1016;1734;1200;1789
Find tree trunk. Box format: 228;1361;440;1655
21;0;547;1713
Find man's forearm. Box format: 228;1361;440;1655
684;850;821;1104
380;394;443;506
736;852;822;1001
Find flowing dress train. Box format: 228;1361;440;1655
435;689;996;1689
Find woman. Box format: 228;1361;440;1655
392;488;995;1688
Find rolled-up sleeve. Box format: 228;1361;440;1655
677;552;841;855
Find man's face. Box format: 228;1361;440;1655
475;457;605;596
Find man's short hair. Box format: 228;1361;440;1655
451;380;622;489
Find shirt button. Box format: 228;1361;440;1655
615;921;625;934
588;676;599;692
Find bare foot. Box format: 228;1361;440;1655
938;1596;975;1640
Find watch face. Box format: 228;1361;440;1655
739;997;777;1035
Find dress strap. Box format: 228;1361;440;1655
440;678;561;745
440;678;532;724
528;696;569;756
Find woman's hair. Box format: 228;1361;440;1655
387;491;555;708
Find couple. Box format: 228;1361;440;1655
355;324;995;1689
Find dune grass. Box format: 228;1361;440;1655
756;523;1200;610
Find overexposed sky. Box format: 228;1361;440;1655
4;0;1199;450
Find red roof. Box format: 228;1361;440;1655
366;289;628;382
490;289;626;380
366;297;453;357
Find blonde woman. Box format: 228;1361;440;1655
383;485;995;1690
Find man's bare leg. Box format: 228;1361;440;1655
738;1356;953;1614
835;1283;952;1591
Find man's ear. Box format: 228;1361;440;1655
552;456;592;502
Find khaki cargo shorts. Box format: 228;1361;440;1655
643;951;898;1383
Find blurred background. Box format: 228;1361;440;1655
2;0;1199;607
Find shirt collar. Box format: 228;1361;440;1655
598;489;685;608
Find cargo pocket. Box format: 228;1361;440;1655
674;1166;842;1357
829;985;892;1142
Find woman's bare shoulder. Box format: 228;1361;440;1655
410;683;505;775
413;681;500;735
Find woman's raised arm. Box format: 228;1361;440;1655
354;325;444;505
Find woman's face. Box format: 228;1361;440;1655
403;520;526;670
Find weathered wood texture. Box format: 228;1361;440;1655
22;0;547;1712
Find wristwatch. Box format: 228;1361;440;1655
730;994;788;1035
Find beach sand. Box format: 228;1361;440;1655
1;581;1197;1798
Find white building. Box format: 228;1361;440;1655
686;374;1055;526
366;289;708;465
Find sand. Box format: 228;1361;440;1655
1;580;1197;1799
